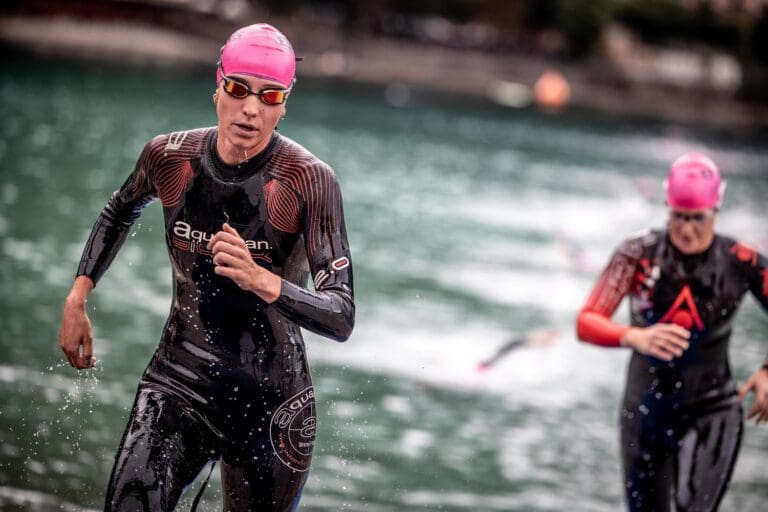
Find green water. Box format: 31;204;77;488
1;51;767;511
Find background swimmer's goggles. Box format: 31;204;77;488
669;209;718;223
221;76;289;105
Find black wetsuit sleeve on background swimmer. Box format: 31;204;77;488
742;244;768;312
268;159;354;342
735;241;768;364
77;141;160;284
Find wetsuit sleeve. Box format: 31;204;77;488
273;163;355;342
733;242;768;368
76;141;158;285
576;238;642;347
746;249;768;313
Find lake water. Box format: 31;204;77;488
1;51;766;511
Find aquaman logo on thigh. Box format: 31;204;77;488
270;387;316;471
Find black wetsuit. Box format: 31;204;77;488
77;128;354;511
578;229;768;512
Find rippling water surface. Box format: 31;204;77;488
1;52;767;511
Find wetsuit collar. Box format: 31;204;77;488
208;130;280;182
665;230;716;260
664;230;717;279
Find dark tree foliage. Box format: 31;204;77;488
556;0;616;57
751;6;768;65
250;0;768;98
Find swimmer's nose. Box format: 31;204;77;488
241;95;262;118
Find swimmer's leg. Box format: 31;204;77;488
104;387;219;512
673;400;743;512
220;387;315;511
621;413;674;512
220;458;309;512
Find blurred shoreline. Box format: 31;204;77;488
2;9;768;131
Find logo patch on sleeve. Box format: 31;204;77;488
331;257;349;271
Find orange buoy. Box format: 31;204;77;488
534;70;571;111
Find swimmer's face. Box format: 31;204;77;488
667;208;716;255
214;74;287;163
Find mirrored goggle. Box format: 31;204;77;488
222;76;288;105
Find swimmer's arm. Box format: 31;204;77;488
742;248;768;422
478;339;526;369
745;249;768;313
576;242;638;347
276;277;354;342
576;240;690;360
60;141;158;369
619;324;689;360
207;224;354;342
76;141;158;285
739;363;768;424
59;275;96;369
273;165;354;342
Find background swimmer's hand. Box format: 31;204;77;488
620;323;690;361
209;223;282;303
739;368;768;424
59;276;97;370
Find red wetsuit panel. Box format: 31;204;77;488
576;238;643;347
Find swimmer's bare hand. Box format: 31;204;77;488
621;323;690;361
209;223;281;303
59;276;97;370
739;368;768;424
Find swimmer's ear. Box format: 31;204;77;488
213;92;219;105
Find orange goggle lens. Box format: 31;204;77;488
259;89;287;105
222;77;288;105
223;78;249;98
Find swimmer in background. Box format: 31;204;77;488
58;23;354;511
477;330;559;372
576;152;768;511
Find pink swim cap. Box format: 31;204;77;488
216;24;296;89
664;152;726;210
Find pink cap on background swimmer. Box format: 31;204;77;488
216;24;296;89
664;152;726;210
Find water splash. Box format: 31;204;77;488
39;363;102;454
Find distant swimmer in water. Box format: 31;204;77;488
576;152;768;511
477;330;559;372
57;23;354;511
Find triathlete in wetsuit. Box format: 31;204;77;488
576;153;768;512
58;24;354;511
